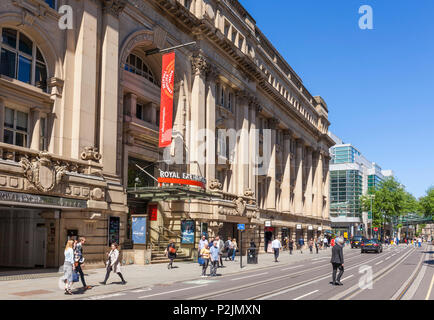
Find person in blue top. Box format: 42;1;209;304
209;241;220;277
298;236;305;254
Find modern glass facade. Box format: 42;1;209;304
330;170;362;218
368;174;383;190
331;146;361;164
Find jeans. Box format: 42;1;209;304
273;248;279;261
201;259;209;276
210;261;218;276
75;263;87;287
332;263;344;283
289;247;293;255
231;249;236;261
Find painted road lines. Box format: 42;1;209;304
341;274;354;282
282;265;304;271
138;284;208;299
312;257;329;261
130;288;152;293
385;256;391;261
231;272;268;281
87;293;126;300
425;275;434;300
375;260;384;265
293;290;319;300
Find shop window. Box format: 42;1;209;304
4;107;29;147
0;28;48;92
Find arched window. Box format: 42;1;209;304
0;28;48;92
125;53;159;86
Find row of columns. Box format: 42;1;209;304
188;54;330;219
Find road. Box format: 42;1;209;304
83;243;433;300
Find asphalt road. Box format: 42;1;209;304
83;243;433;300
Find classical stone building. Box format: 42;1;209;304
0;0;334;268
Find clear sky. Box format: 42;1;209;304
241;0;434;199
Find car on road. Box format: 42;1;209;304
350;235;366;248
361;239;383;253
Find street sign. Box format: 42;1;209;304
265;221;271;227
344;232;348;239
374;227;378;232
237;224;245;231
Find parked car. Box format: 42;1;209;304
361;239;383;253
350;235;366;249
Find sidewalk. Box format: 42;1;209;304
0;246;349;300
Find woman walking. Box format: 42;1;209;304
63;240;75;295
200;243;210;277
231;238;238;261
100;243;126;285
288;238;294;255
309;238;314;254
165;239;177;269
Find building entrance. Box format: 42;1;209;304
0;208;47;268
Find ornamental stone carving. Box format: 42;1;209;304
233;197;246;216
80;147;102;162
208;178;222;191
244;188;254;198
20;152;67;192
191;55;209;76
91;188;104;201
102;0;127;17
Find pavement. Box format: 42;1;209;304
0;245;344;300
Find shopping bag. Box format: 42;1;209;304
72;270;79;282
198;257;205;266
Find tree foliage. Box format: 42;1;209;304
418;186;434;218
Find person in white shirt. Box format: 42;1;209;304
323;236;328;249
271;237;282;262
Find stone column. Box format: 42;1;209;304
266;118;278;210
0;98;4;143
30;108;41;150
294;138;304;214
315;151;324;218
124;93;136;117
236;91;250;195
281;130;292;213
190;54;208;177
248;102;257;198
205;66;217;183
305;146;313;216
324;155;331;219
71;0;98;160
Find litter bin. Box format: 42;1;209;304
247;247;258;264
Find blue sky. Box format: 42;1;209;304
241;0;434;198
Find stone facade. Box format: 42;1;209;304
0;0;334;267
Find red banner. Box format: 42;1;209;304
157;177;205;189
159;52;175;148
148;204;158;221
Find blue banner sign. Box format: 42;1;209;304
132;216;147;244
237;224;245;231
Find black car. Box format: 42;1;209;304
350;236;366;248
361;239;383;253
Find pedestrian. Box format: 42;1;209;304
288;238;294;255
198;235;208;258
165;239;177;269
309;238;314;254
73;237;92;291
282;237;288;251
271;237;282;262
323;236;328;249
330;237;344;286
224;238;231;261
209;241;219;277
200;244;210;277
100;243;126;285
63;240;75;295
418;237;422;248
250;239;256;248
215;236;225;267
315;237;321;254
231;238;238;261
298;236;304;254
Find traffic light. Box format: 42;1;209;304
359;224;364;231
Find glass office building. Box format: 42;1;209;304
328;132;393;238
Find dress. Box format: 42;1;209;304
63;248;74;282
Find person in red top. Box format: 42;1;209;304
330;237;336;247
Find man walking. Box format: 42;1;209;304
209;241;220;277
224;238;231;261
215;236;225;267
74;237;92;290
330;237;344;286
298;236;305;254
271;237;282;262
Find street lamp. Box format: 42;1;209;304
367;194;375;239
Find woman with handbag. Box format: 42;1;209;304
63;240;75;295
231;238;238;261
165;239;177;269
199;243;210;277
100;243;126;285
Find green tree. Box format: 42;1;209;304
418;186;434;218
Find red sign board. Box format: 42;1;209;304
374;227;378;232
159;52;175;148
148;204;158;221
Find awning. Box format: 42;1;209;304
127;186;222;202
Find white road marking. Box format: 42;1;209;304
341;274;354;281
312;257;329;261
293;290;319;300
87;293;126;300
375;260;384;265
385;256;391;260
282;265;304;271
425;275;434;300
138;284;208;299
231;272;268;281
130;288;152;293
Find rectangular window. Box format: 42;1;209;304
18;55;32;84
40;117;47;151
44;0;56;9
3;107;28;147
136;103;144;121
0;48;16;78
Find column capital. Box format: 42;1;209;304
102;0;127;17
191;54;209;76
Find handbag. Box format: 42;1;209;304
198;257;205;266
169;246;176;254
72;270;79;282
